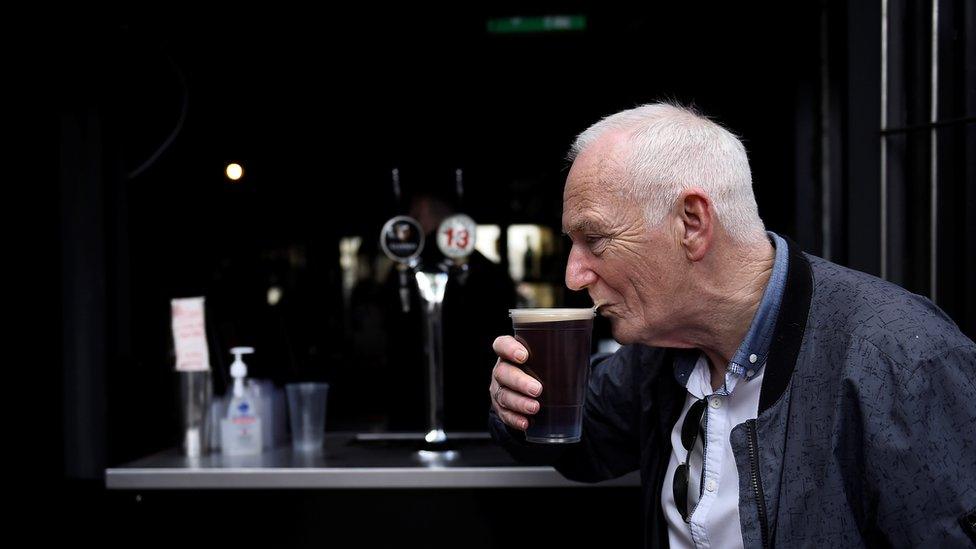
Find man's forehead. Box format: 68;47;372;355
562;169;625;234
562;189;609;233
566;134;629;190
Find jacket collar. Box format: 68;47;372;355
757;235;813;415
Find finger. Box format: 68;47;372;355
496;405;529;431
494;385;540;416
493;360;543;397
492;335;529;364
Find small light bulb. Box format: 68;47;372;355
225;163;244;181
267;286;282;306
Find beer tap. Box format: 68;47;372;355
377;167;478;452
436;169;477;283
385;168;421;313
379;168;451;449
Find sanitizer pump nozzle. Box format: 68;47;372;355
229;346;255;399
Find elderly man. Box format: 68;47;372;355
488;103;976;548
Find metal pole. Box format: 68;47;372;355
929;0;939;302
415;271;448;445
880;0;889;280
820;1;832;260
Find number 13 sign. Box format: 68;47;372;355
436;214;477;259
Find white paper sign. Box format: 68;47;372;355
171;297;211;372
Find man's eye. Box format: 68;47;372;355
585;235;608;253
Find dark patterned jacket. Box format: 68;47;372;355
490;237;976;548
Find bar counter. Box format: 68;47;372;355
106;432;641;490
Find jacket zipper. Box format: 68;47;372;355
747;419;770;549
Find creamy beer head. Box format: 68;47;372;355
509;308;596;324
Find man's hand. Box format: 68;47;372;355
489;335;543;431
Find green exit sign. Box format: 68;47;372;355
487;15;587;34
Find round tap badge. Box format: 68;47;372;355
380;216;424;263
436;213;477;259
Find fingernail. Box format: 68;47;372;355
529;382;542;396
515;350;527;362
528;402;539;413
520;420;528;430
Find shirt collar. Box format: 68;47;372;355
728;231;789;378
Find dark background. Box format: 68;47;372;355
49;2;975;545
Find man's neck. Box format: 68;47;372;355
684;239;776;390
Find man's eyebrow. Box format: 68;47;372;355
562;219;594;235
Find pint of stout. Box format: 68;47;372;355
509;308;595;443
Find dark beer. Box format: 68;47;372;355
510;309;594;443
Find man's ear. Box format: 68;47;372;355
677;189;713;262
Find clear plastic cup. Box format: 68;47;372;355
286;382;330;453
509;308;595;443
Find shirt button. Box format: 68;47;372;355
710;398;722;409
749;353;758;364
746;370;755;378
706;480;717;492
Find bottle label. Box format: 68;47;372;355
221;418;263;455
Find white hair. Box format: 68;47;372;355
568;102;766;244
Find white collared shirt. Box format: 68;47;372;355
661;353;765;549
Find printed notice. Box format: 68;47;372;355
171;297;211;372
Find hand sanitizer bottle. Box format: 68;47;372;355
220;347;263;456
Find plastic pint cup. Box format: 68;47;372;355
286;382;330;453
509;308;595;443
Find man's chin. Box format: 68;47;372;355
608;322;639;346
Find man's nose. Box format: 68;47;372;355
565;245;597;291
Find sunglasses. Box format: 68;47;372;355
673;397;707;522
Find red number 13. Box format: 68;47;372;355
444;228;470;248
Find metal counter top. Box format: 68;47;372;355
105;432;641;490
